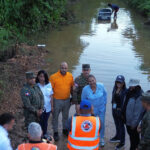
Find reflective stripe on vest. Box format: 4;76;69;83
68;116;100;150
68;141;99;150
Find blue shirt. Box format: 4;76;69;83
110;4;119;10
0;125;13;150
81;83;107;115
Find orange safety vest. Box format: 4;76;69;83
67;116;101;150
18;142;57;150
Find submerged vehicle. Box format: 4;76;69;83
98;8;112;20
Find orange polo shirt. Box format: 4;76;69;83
49;71;74;100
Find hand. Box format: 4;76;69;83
137;125;141;133
37;109;42;117
49;136;54;144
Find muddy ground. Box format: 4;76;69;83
0;44;129;149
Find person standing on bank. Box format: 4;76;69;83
49;62;74;141
81;74;107;147
72;64;91;114
110;75;127;150
122;79;145;150
137;92;150;150
20;72;44;127
36;70;53;136
108;3;119;19
0;113;15;150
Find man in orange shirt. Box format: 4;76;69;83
49;62;74;141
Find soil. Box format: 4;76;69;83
0;43;48;148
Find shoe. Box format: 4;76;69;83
54;132;59;141
109;136;120;143
100;138;105;147
63;129;68;136
115;143;125;150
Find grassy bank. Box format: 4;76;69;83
0;0;74;61
126;0;150;17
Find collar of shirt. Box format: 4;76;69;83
29;140;43;143
0;125;8;137
79;114;91;117
57;70;68;77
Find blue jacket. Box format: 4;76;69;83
81;83;107;114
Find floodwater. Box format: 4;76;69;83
37;0;150;149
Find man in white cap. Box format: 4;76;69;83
122;79;145;150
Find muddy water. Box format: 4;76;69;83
38;0;150;149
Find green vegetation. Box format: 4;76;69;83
126;0;150;17
0;0;72;60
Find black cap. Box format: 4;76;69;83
26;72;36;79
82;64;90;70
115;75;125;83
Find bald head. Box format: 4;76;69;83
60;62;68;75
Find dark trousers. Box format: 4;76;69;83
126;125;140;150
40;111;51;135
112;109;125;143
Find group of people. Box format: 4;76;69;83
0;62;150;150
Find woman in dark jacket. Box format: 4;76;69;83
110;75;127;150
122;79;145;150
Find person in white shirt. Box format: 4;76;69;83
0;113;15;150
36;70;53;135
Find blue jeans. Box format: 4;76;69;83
112;109;125;143
98;113;105;140
40;111;51;135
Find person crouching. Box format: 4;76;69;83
67;100;101;150
17;122;57;150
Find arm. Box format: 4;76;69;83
81;87;87;101
50;95;53;112
70;75;74;96
20;89;38;114
103;85;107;105
72;77;79;104
138;118;150;150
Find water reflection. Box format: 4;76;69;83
107;18;118;32
36;0;150;149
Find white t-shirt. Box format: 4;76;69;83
37;82;53;112
0;125;13;150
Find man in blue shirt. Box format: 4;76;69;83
108;3;119;19
0;113;15;150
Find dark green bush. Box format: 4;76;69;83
0;0;68;55
126;0;150;17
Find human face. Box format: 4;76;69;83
82;69;91;78
27;78;36;86
129;86;136;91
38;73;45;84
60;64;68;75
116;81;124;89
88;77;96;87
7;119;15;132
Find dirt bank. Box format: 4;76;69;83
0;43;48;148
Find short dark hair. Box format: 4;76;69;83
36;70;49;85
88;74;96;80
108;3;111;6
0;113;15;126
